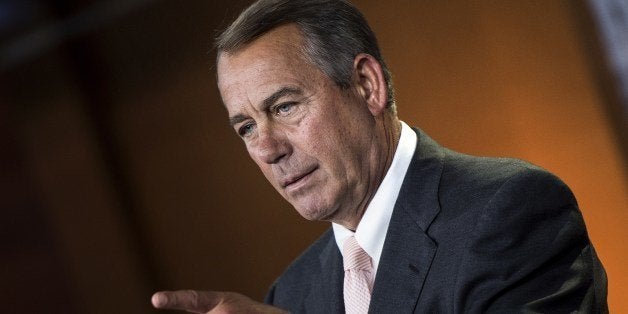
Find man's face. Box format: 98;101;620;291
217;25;382;225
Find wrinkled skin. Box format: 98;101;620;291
217;24;399;229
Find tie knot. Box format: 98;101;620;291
343;236;372;271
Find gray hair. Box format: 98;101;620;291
215;0;396;111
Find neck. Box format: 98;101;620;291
339;115;401;230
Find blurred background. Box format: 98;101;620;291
1;0;626;313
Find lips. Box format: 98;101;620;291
280;166;318;189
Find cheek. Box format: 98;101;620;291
303;125;353;181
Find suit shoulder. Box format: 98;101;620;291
439;150;576;208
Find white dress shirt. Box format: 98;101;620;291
332;121;417;275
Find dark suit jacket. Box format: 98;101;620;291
264;128;608;313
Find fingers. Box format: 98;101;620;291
152;290;289;313
152;290;223;313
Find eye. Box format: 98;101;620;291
237;123;256;138
274;102;296;116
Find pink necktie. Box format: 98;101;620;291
343;236;374;314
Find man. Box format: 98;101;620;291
152;0;608;313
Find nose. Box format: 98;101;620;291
250;125;291;164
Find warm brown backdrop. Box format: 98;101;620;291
1;1;626;313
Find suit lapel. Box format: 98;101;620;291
369;128;445;313
304;236;344;313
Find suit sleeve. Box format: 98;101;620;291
455;168;608;313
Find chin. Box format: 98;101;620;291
286;189;339;222
293;202;335;222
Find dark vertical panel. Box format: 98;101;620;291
46;0;163;293
0;92;78;313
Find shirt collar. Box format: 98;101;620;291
332;121;417;273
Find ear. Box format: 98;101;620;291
352;53;388;116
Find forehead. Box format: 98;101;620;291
216;26;342;119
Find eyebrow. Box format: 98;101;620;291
228;86;303;127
